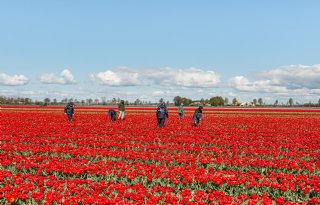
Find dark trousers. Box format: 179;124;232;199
67;114;73;121
193;117;200;126
110;114;116;121
157;118;165;128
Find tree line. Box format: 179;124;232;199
1;95;320;107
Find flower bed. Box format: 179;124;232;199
0;108;319;204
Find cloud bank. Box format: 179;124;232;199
40;69;76;84
2;64;320;104
90;67;220;88
254;64;320;89
90;67;140;86
228;64;320;94
0;73;29;85
144;67;220;88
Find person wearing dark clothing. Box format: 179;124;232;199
118;100;125;120
193;105;203;126
64;103;75;121
156;102;168;128
108;109;117;121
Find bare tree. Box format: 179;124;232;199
134;99;141;105
232;98;239;106
253;99;257;105
44;98;51;105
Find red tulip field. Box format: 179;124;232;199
1;106;319;205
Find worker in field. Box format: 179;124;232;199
64;102;75;121
193;105;203;126
178;103;184;119
118;100;125;120
156;102;168;128
108;109;117;121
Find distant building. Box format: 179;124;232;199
189;101;202;106
240;102;255;107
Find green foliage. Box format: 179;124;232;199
288;98;294;106
209;96;224;106
173;96;192;106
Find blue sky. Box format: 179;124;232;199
1;1;320;104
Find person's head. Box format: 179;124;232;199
199;105;203;110
181;103;184;106
121;100;124;104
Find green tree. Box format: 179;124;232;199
224;97;229;105
209;96;224;106
274;99;279;106
173;96;182;106
173;96;192;106
258;98;263;106
181;97;192;106
288;98;293;106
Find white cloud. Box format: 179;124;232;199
61;69;76;83
253;64;320;89
0;73;29;85
229;76;288;93
7;64;316;103
229;64;320;93
145;67;220;88
40;69;76;84
90;68;140;86
90;67;220;88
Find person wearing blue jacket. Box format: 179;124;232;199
108;109;117;121
156;102;168;128
64;102;75;121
